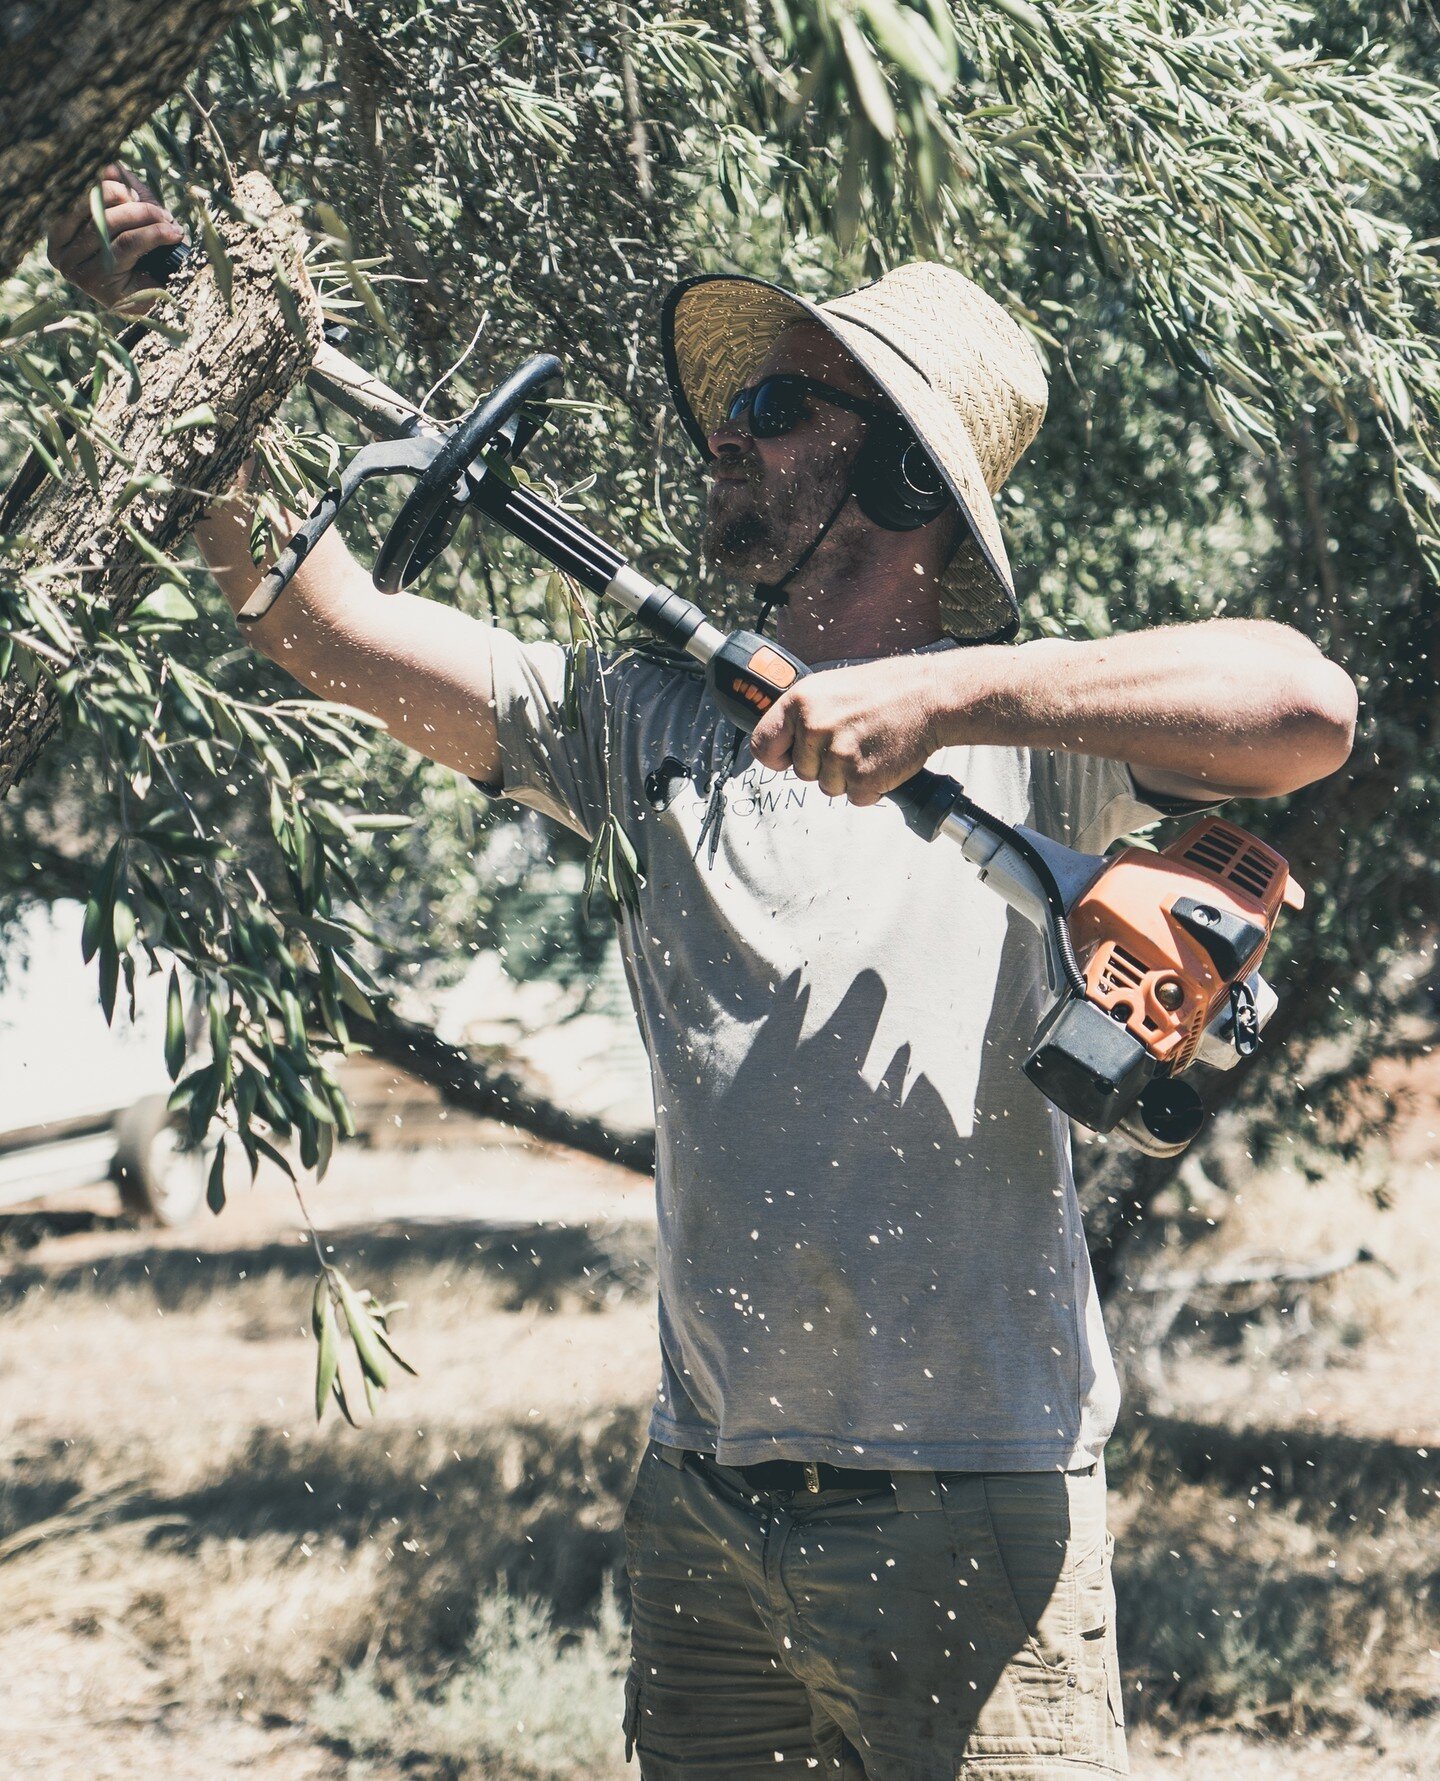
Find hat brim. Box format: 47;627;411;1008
661;273;1020;644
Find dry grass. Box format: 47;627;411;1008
315;1585;631;1780
1109;1466;1440;1733
2;1118;1439;1775
1108;1122;1440;1446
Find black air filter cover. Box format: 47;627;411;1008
1023;994;1156;1132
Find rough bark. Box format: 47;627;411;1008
347;996;656;1176
0;0;251;280
0;170;320;798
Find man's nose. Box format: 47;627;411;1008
706;412;753;457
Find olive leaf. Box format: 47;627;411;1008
205;1138;227;1215
312;1274;340;1422
164;966;186;1080
585;813;643;916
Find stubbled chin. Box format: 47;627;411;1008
708;525;781;576
703;488;770;572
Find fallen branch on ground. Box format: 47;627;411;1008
1132;1247;1387;1294
344;995;655;1177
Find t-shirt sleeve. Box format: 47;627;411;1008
1029;749;1222;854
473;627;610;841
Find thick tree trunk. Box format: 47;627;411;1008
0;0;251;279
0;170;319;798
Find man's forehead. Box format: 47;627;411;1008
751;320;880;399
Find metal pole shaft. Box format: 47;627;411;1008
306;343;436;440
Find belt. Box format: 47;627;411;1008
691;1450;895;1497
665;1446;1099;1501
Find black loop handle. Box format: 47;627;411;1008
372;353;564;593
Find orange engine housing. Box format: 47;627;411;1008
1067;817;1304;1073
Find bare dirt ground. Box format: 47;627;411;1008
3;1060;1438;1778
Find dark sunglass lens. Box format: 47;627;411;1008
751;379;806;437
726;387;755;425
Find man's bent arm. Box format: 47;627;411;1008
197;460;505;786
751;619;1357;805
933;620;1356;801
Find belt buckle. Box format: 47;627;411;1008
803;1462;821;1495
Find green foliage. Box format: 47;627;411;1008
313;1266;417;1425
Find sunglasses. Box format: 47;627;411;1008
722;374;886;439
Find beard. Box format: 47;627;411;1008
703;437;856;582
706;487;777;569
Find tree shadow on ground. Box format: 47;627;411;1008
1110;1407;1440;1529
0;1215;657;1315
2;1408;650;1670
0;1207;127;1251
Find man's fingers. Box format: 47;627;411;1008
789;722;827;782
106;210;184;265
100;160;158;204
48;163;165;262
109;220;185;275
96;200;176;242
753;689;840;783
749;696;796;770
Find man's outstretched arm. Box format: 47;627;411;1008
195;460;506;787
749;619;1358;806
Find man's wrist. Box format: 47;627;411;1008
927;642;1023;751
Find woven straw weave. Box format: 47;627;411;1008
663;262;1048;641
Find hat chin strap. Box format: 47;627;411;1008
696;480;857;865
751;480;855;627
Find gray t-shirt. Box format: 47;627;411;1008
482;628;1167;1472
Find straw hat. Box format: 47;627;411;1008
661;262;1049;643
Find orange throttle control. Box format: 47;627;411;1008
708;632;804;720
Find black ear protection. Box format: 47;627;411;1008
851;414;953;532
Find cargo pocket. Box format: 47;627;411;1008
1071;1528;1129;1773
623;1443;662;1588
940;1473;1071;1761
1069;1526;1113;1760
623;1658;642;1764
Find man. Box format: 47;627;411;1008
51;175;1356;1778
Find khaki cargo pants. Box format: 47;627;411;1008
622;1442;1128;1779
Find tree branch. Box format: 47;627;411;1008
342;994;656;1176
617;8;654;202
1132;1247;1386;1296
0;171;321;799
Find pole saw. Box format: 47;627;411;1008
232;341;1303;1161
34;217;1315;1161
